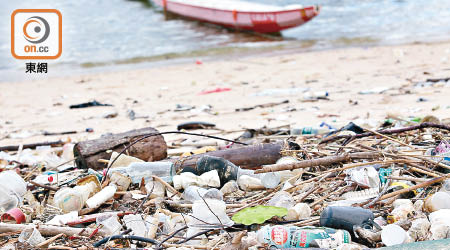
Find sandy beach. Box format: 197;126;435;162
1;41;449;146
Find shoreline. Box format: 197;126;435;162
1;41;449;146
3;38;450;84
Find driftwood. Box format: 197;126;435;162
74;127;167;170
172;141;293;171
0;223;109;237
0;140;64;151
255;152;381;173
320;122;450;144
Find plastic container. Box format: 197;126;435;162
320;206;374;237
285;203;311;221
192;155;239;184
185;155;282;188
424;191;450;212
220;181;239;195
266;191;295;209
53;176;100;213
96;214;122;235
408;218;430;241
145;180;165;198
182;186;223;203
86;185;117;208
0;189;20;212
18;227;45;246
381;224;407;246
0;171;27;211
256;225;351;248
237;175;264;191
109;161;175;184
238;169;281;189
290;127;330;135
123;214;148;237
345;166;380;188
387;199;414;223
302;91;329;100
109;172;131;192
189;199;233;228
173;170;221;190
341;188;379;201
441;179;450;193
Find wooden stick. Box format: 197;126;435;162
256;152;381;173
0;223;109;237
29;180;59;191
0;140;64;151
320;122;450;144
364;127;419;150
378;174;450;201
166;201;243;209
152;175;181;197
386;176;429;182
36;233;65;248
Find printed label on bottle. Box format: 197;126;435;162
271;226;288;245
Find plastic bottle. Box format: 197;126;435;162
182;186;223;203
188;155;281;188
256;225;351;248
302;91;329;100
86;185;117;208
341;188;379;201
0;171;27;211
290;127;330;135
109;161;175;184
319;206;374;237
53;176;100;213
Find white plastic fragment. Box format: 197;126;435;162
86;185;117;208
285;203;311;221
173;170;220;190
381;224;407;246
18;227;45;246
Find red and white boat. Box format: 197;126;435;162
152;0;320;33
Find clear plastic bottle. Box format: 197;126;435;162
53;180;99;212
109;161;175;184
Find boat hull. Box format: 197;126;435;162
153;0;319;33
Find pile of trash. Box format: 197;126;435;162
0;116;450;249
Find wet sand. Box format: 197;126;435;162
1;41;449;146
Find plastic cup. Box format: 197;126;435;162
381;224;406;246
